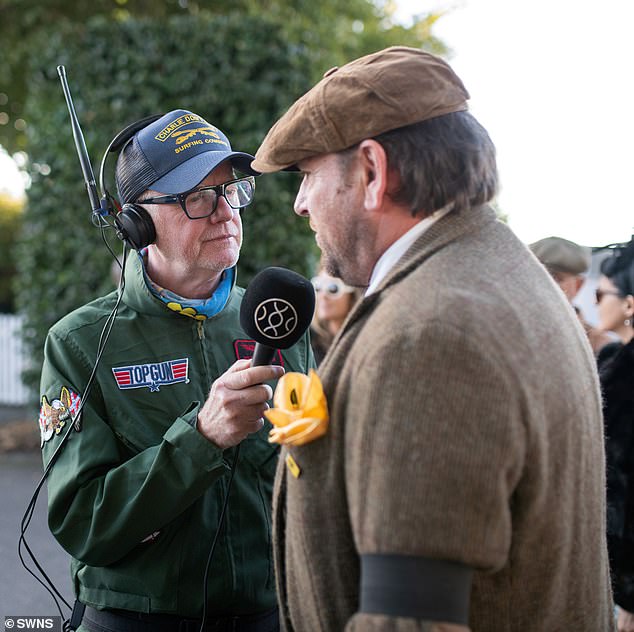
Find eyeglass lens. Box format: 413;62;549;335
595;289;621;303
185;179;254;218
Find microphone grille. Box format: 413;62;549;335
240;267;315;349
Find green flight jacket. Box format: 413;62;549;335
39;254;314;617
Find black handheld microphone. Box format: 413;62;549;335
240;267;315;366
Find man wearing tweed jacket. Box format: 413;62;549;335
252;47;614;631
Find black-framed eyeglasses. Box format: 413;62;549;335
137;176;255;219
595;288;622;303
311;276;354;298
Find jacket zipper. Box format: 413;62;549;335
196;321;210;384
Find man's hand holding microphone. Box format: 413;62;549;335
198;266;315;449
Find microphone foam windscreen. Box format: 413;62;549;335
240;267;315;349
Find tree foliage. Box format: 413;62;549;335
12;14;310;393
0;0;447;154
7;6;446;398
0;191;24;311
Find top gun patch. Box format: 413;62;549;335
39;386;81;446
112;358;189;392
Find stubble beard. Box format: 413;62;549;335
319;175;371;288
320;230;368;289
321;251;344;282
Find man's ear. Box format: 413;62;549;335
358;139;388;212
574;276;585;294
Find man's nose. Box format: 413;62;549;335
294;187;308;217
210;196;235;222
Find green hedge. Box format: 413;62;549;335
0;193;24;312
14;13;323;396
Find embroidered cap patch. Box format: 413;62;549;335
112;358;189;392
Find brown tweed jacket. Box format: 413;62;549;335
272;205;614;631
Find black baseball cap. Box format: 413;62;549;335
115;109;259;204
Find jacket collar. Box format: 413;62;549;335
336;204;498;337
372;204;497;296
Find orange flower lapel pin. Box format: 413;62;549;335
265;369;329;446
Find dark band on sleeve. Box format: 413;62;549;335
359;553;473;624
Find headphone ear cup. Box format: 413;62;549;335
115;204;156;250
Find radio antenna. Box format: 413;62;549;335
57;65;102;215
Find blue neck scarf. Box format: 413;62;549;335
139;250;234;321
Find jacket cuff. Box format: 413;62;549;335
163;403;225;472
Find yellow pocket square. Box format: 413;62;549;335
266;369;329;446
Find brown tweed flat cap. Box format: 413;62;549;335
529;236;591;275
252;46;470;173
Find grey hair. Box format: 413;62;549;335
371;110;498;216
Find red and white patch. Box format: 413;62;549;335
233;339;284;366
112;358;189;392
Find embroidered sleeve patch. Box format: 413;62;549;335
234;339;284;366
39;386;81;447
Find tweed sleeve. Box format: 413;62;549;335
344;318;526;578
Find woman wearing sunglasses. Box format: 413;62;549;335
309;269;364;365
595;238;634;632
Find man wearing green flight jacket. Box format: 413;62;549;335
38;110;313;632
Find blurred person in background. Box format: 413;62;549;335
310;268;363;365
530;235;612;354
595;238;634;632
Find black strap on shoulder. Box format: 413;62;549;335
360;554;473;624
65;600;85;631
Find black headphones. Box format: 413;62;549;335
98;114;162;251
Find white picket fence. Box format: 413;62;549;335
0;313;30;405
